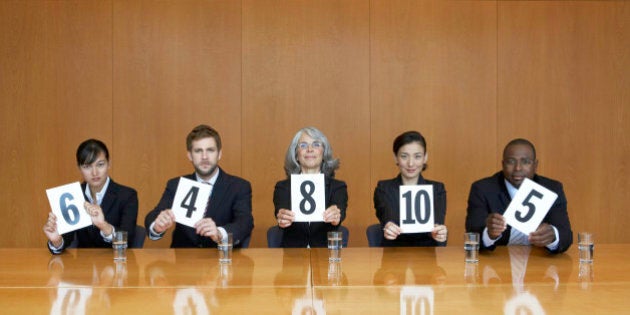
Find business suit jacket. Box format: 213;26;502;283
273;176;348;248
49;179;138;254
145;168;254;248
373;174;447;247
465;171;573;253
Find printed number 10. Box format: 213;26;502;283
401;190;430;224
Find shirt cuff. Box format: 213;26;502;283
48;239;65;254
100;225;115;243
545;225;560;251
148;222;165;240
217;227;228;243
482;227;502;247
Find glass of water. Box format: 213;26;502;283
464;232;480;263
328;231;342;262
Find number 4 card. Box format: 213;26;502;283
503;178;558;235
46;182;91;235
291;174;325;222
171;177;212;228
399;185;434;233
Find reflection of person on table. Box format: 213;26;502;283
374;131;448;246
43;139;138;254
273;127;347;247
465;138;573;253
145;124;254;248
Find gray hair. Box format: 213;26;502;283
284;126;340;177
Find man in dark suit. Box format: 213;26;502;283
145;125;253;248
465;138;572;253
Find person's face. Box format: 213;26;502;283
296;133;324;174
502;143;538;188
395;142;427;183
187;137;222;181
79;152;110;191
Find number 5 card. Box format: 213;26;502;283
503;178;558;235
399;185;434;233
291;174;325;222
171;177;212;228
46;182;91;235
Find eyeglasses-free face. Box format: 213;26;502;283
502;143;538;188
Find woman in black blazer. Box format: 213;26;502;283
273;127;347;247
374;131;448;247
43;139;138;254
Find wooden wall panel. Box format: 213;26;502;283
498;1;630;243
113;0;242;248
242;0;370;247
371;0;497;245
0;1;112;247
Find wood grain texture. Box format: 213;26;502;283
498;1;630;243
242;0;370;247
0;1;113;247
370;0;497;245
112;0;242;248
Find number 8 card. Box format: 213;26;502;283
46;182;91;235
291;174;325;222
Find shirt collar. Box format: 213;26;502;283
196;168;220;186
504;179;518;199
85;176;111;206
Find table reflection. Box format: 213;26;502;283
46;250;139;315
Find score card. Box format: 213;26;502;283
291;174;325;222
46;182;91;235
503;178;558;235
171;177;212;228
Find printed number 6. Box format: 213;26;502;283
59;193;80;225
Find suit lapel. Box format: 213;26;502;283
100;181;116;216
205;169;228;218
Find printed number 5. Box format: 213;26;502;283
516;189;543;222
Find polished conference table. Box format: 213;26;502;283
0;245;628;314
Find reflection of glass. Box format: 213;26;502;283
464;262;479;285
578;262;594;290
114;261;127;287
219;263;232;287
327;261;342;286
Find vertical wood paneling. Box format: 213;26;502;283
371;0;497;244
0;1;112;247
0;1;628;248
113;0;242;248
498;1;630;243
242;0;370;247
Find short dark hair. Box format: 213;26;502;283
503;138;536;160
186;124;222;151
76;139;109;166
393;131;428;171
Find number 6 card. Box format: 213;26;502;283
399;185;434;233
171;177;212;228
503;178;558;235
46;182;91;235
291;174;325;222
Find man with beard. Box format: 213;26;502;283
465;138;572;254
145;125;253;248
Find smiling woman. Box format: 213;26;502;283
272;127;348;248
42;139;139;254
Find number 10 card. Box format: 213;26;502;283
171;177;212;228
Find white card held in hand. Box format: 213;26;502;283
46;182;91;235
503;178;558;235
291;174;325;222
171;177;212;228
399;185;434;233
